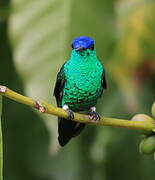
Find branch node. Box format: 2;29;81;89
35;101;46;113
0;85;7;93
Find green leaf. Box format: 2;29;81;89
9;0;71;101
9;0;73;148
0;96;3;180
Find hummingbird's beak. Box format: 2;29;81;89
75;46;85;52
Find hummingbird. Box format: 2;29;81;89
54;36;107;146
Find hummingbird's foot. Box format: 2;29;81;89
63;104;74;120
88;107;100;123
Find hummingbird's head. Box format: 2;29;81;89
72;36;95;57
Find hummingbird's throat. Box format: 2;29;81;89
79;50;90;57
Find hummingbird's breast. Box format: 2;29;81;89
61;59;103;111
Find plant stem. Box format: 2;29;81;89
0;85;155;132
0;96;3;180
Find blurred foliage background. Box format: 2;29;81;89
0;0;155;179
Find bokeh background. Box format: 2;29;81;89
0;0;155;179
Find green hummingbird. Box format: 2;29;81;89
54;36;107;146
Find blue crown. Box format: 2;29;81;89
72;36;94;49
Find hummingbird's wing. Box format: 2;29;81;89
53;64;66;107
99;69;107;98
102;70;107;89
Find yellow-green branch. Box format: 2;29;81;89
0;85;155;132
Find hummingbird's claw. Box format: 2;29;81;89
89;107;100;123
63;104;74;120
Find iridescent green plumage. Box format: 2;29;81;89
62;49;105;111
54;36;107;146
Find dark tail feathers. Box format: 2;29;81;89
58;118;85;146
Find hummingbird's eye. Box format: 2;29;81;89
88;44;94;51
71;44;74;49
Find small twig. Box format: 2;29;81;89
0;85;155;132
